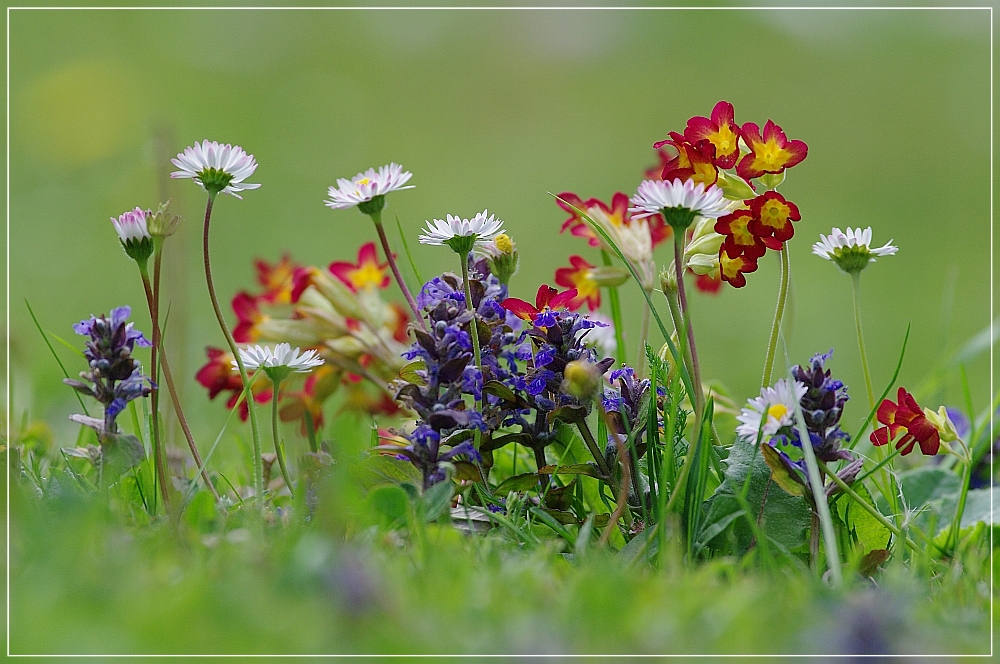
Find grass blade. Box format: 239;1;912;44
25;299;90;416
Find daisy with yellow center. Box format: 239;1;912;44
736;379;808;441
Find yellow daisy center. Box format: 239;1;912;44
767;403;788;421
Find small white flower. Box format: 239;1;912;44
629;178;729;221
111;207;151;244
813;226;897;260
171;140;260;199
736;379;808;441
418;210;505;250
579;312;617;360
234;343;324;375
325;163;414;210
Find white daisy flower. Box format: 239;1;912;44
171;140;260;199
629;178;729;225
234;343;324;376
812;226;897;274
418;210;505;254
735;379;808;441
585;204;657;290
324;163;414;211
111;207;151;244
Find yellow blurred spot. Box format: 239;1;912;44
20;60;142;167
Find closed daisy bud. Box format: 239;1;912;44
111;207;154;265
481;232;519;285
659;263;678;294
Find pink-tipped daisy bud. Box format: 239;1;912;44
146;201;181;238
482;233;519;285
562;359;602;400
111;207;154;265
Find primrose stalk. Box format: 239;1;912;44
368;208;426;331
601;250;627;367
761;246;790;388
202;193;265;510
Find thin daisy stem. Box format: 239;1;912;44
851;271;877;410
601;250;627;367
370;211;426;331
672;232;703;418
761;246;790;389
136;262;169;508
202;193;265;511
460;256;483;376
141;258;220;503
270;379;295;498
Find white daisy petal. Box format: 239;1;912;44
813;226;898;273
171;140;259;198
417;209;506;247
324;162;415;210
736;379;808;441
234;343;324;375
111;207;151;244
629;179;729;220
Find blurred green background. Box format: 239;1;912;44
8;7;992;449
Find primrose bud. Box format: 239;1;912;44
923;406;960;444
716;171;755;201
562;359;601;400
588;265;630;288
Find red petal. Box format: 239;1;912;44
876;398;898;426
534;284;557;310
501;298;538;321
549;288;579;310
357;242;379;265
870;426;889;446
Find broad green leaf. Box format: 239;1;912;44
101;433;145;478
835;480;891;554
355;454;422;491
367;484;410;526
898;466;960;510
761;445;808;498
537;463;604;479
496;473;543;494
420;480;454;522
701;437;812;554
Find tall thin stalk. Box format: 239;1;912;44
201;193;265;510
136;264;169;508
270;382;294;497
460;257;483;372
761;247;790;388
672;232;703;418
370;209;426;331
851;271;877;410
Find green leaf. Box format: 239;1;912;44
367;485;410;526
835;480;891;554
355;454;422;491
483;380;518;403
701;436;812;554
537;463;603;479
496;473;543;494
897;466;960;511
420;480;454;522
398;360;427;384
761;445;808;498
100;433;145;478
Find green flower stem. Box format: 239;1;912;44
601;250;627;367
370;210;426;331
761;245;790;388
819;460;941;564
136;262;170;508
672;232;703;418
270;379;295;498
851;271;877;410
947;443;972;552
202;193;265;511
140;258;220;503
460;257;483;373
663;289;696;395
